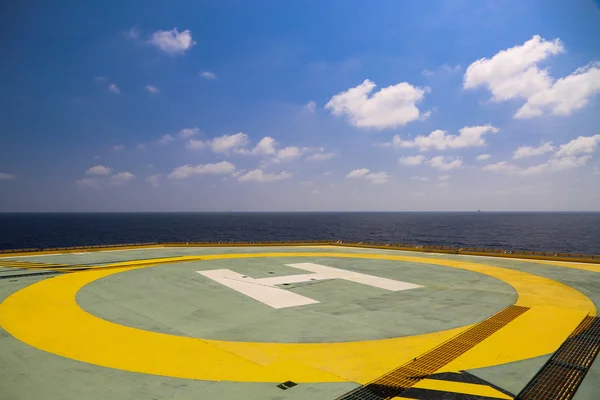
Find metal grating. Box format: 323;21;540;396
516;316;600;400
336;305;529;400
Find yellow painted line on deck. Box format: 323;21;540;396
412;379;512;399
0;252;595;384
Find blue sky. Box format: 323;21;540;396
1;0;600;211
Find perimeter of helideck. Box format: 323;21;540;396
0;245;598;400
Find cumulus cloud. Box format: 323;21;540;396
555;134;600;157
108;84;120;94
0;172;16;180
325;79;429;129
251;137;278;155
464;35;600;118
346;168;389;184
304;101;316;113
210;132;249;154
109;172;135;185
148;28;195;55
179;128;199;138
158;134;175;145
410;176;430;182
169;161;236;180
307;150;336;161
398;155;426;166
422;64;461;77
482;161;521;173
113;145;124;152
200;71;216;80
145;85;159;93
427;156;463;170
515;63;600;118
86;165;112;176
520;156;591;176
391;125;498;151
237;169;292;183
186;139;206;150
271;146;304;164
476;154;492;161
513;142;555;159
483;135;600;176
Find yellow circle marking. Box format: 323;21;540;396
0;252;595;383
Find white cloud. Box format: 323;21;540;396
148;28;195;55
86;165;112;176
323;171;332;176
237;169;292;183
515;62;600;118
325;79;429;129
347;168;370;178
109;172;135;185
436;181;450;188
251;137;278;155
392;125;498;151
483;161;521;173
108;83;120;94
0;172;16;180
186;139;206;150
476;154;492;161
200;71;216;80
113;145;124;152
346;168;389;184
146;174;161;187
427;156;463;170
304;101;316;113
483;156;592;176
439;174;451;180
422;64;461;77
521;156;591;176
145;85;159;94
272;146;303;163
169;161;236;180
555;134;600;157
210;132;249;154
410;176;430;182
179;128;199;138
158;134;175;145
93;76;108;82
513;142;555;159
398;155;426;166
464;35;600;118
307;151;336;161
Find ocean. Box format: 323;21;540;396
0;212;599;254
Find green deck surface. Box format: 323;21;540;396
1;245;599;400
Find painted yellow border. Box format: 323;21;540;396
0;252;595;383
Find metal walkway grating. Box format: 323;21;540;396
516;316;600;400
336;305;529;400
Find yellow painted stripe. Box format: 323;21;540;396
0;252;594;384
413;379;512;399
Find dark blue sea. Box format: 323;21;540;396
0;212;599;254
